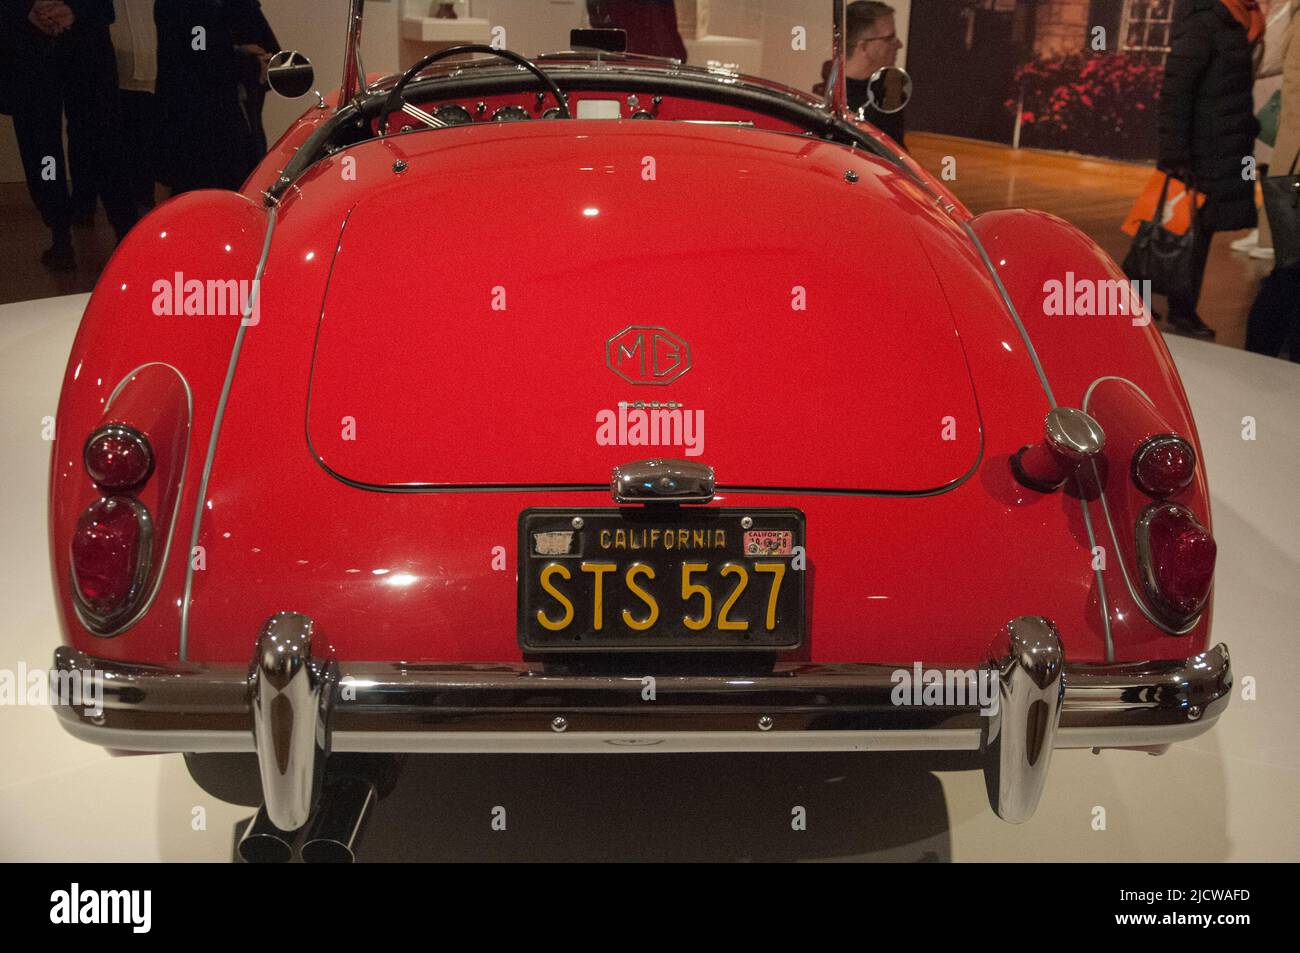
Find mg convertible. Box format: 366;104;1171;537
48;1;1228;860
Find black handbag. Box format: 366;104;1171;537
1123;173;1201;302
1262;149;1300;270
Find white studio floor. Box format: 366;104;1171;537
1;293;1298;862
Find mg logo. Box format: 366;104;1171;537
606;326;691;386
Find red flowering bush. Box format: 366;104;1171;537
1006;52;1165;159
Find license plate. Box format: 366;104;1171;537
518;508;805;651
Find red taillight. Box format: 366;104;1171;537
1132;434;1196;498
1138;503;1215;626
84;424;154;491
71;497;152;627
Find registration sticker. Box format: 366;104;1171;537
533;530;575;556
744;530;793;556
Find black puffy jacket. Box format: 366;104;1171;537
1158;0;1260;232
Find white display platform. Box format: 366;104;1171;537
1;293;1296;861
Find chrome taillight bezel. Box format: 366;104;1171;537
70;495;155;636
1135;501;1214;633
83;423;155;492
1131;433;1196;498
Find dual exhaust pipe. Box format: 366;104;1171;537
238;774;377;863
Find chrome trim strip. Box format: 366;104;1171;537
826;0;847;115
400;101;447;129
339;0;365;110
179;206;278;660
958;219;1056;407
1079;497;1115;661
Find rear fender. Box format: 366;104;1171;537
970;210;1212;659
49;191;269;663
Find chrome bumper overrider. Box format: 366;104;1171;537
52;613;1231;827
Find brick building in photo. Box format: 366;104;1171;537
906;0;1178;158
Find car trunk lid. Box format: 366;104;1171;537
306;122;981;493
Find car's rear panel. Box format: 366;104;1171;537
176;123;1133;667
51;122;1209;670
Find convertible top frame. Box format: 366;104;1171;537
265;58;911;206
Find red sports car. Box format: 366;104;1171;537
48;3;1228;861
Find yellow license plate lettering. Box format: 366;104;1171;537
536;562;574;631
622;563;659;631
681;561;712;630
753;562;786;631
581;561;617;630
717;562;750;631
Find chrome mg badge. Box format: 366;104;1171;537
606;326;691;386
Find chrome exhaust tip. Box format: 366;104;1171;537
299;775;377;863
237;804;299;863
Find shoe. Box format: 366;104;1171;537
1166;312;1216;339
40;242;77;272
1230;229;1259;252
1250;246;1275;260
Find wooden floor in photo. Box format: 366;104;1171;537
908;132;1273;349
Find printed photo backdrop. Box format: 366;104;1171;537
906;0;1178;160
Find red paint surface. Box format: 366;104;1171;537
49;83;1213;673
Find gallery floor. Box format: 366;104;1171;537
1;290;1297;861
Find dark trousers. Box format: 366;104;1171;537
1245;265;1300;362
10;21;138;239
70;89;158;215
1166;225;1215;323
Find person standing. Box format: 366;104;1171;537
66;0;160;224
1157;0;1266;339
153;0;278;194
1246;0;1300;359
111;0;159;212
814;1;907;146
1230;0;1295;256
3;0;140;271
843;1;906;145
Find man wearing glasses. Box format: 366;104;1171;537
844;1;906;145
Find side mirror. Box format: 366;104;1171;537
267;50;316;99
860;65;912;117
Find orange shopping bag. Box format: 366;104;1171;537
1122;171;1205;237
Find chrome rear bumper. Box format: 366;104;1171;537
52;614;1231;827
